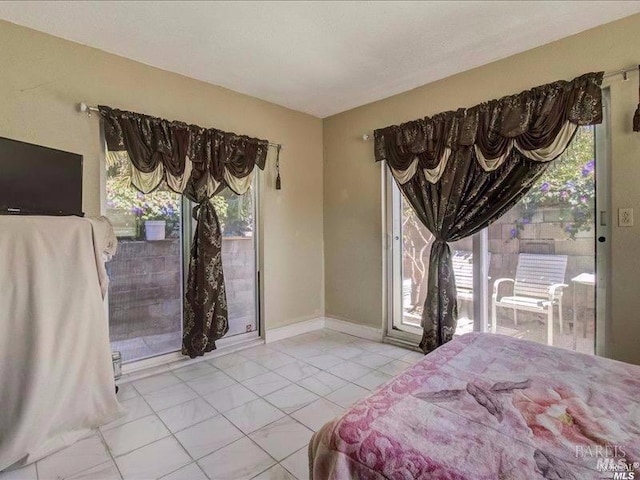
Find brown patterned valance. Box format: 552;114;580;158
99;106;268;197
374;72;603;184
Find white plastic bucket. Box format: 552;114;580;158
144;220;166;241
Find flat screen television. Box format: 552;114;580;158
0;136;83;216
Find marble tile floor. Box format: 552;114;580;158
1;329;422;480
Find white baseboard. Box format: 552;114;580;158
264;316;383;343
122;317;384;382
119;315;385;383
265;317;325;343
119;335;263;383
324;317;384;341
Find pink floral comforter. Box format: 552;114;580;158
309;333;640;479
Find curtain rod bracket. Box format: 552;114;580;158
79;102;99;117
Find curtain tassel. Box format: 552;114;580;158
634;65;640;132
275;144;282;189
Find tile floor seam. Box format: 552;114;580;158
130;392;202;467
105;417;173;458
257;382;322;413
154;457;200;480
247;459;287;480
119;429;192;479
96;427;125;480
107;382;190;475
155;406;219;436
172;365;221;383
195;436;279;480
179;429;241;463
279;447;307;479
243;436;280;471
42;429;122;480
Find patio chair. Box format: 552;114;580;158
451;250;490;305
452;251;474;303
491;253;568;346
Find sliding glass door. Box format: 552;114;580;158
387;115;608;355
387;185;474;341
207;186;259;338
485;125;597;354
105;154;184;363
105;156;260;363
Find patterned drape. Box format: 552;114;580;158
100;106;268;358
374;72;604;353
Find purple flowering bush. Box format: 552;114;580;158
106;171;182;238
511;126;595;241
106;153;228;238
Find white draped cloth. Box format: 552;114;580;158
0;216;124;471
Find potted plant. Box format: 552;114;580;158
106;152;236;241
144;218;166;241
108;185;179;241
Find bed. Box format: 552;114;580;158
309;333;640;479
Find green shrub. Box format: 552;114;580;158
510;126;595;240
106;153;238;238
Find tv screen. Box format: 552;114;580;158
0;136;83;216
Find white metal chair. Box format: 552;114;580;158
491;253;568;346
452;251;474;303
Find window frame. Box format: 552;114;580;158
100;128;263;369
383;112;610;354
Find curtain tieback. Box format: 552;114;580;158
192;203;201;220
192;199;217;220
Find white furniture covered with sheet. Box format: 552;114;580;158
0;216;124;471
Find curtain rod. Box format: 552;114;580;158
78;102;283;150
603;64;638;80
360;65;639;141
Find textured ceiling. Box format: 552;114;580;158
1;1;639;117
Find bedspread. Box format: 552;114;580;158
309;333;640;479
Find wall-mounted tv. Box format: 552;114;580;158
0;136;83;216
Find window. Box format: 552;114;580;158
387;122;606;355
105;153;259;363
486;126;596;354
388;187;472;338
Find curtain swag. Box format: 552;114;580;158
374;72;604;354
99;106;268;358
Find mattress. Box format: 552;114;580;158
309;333;640;479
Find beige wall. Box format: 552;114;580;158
323;14;640;365
0;20;324;331
3;14;640;364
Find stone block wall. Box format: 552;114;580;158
487;208;595;322
107;239;182;342
107;237;255;342
403;206;595;323
221;237;256;336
